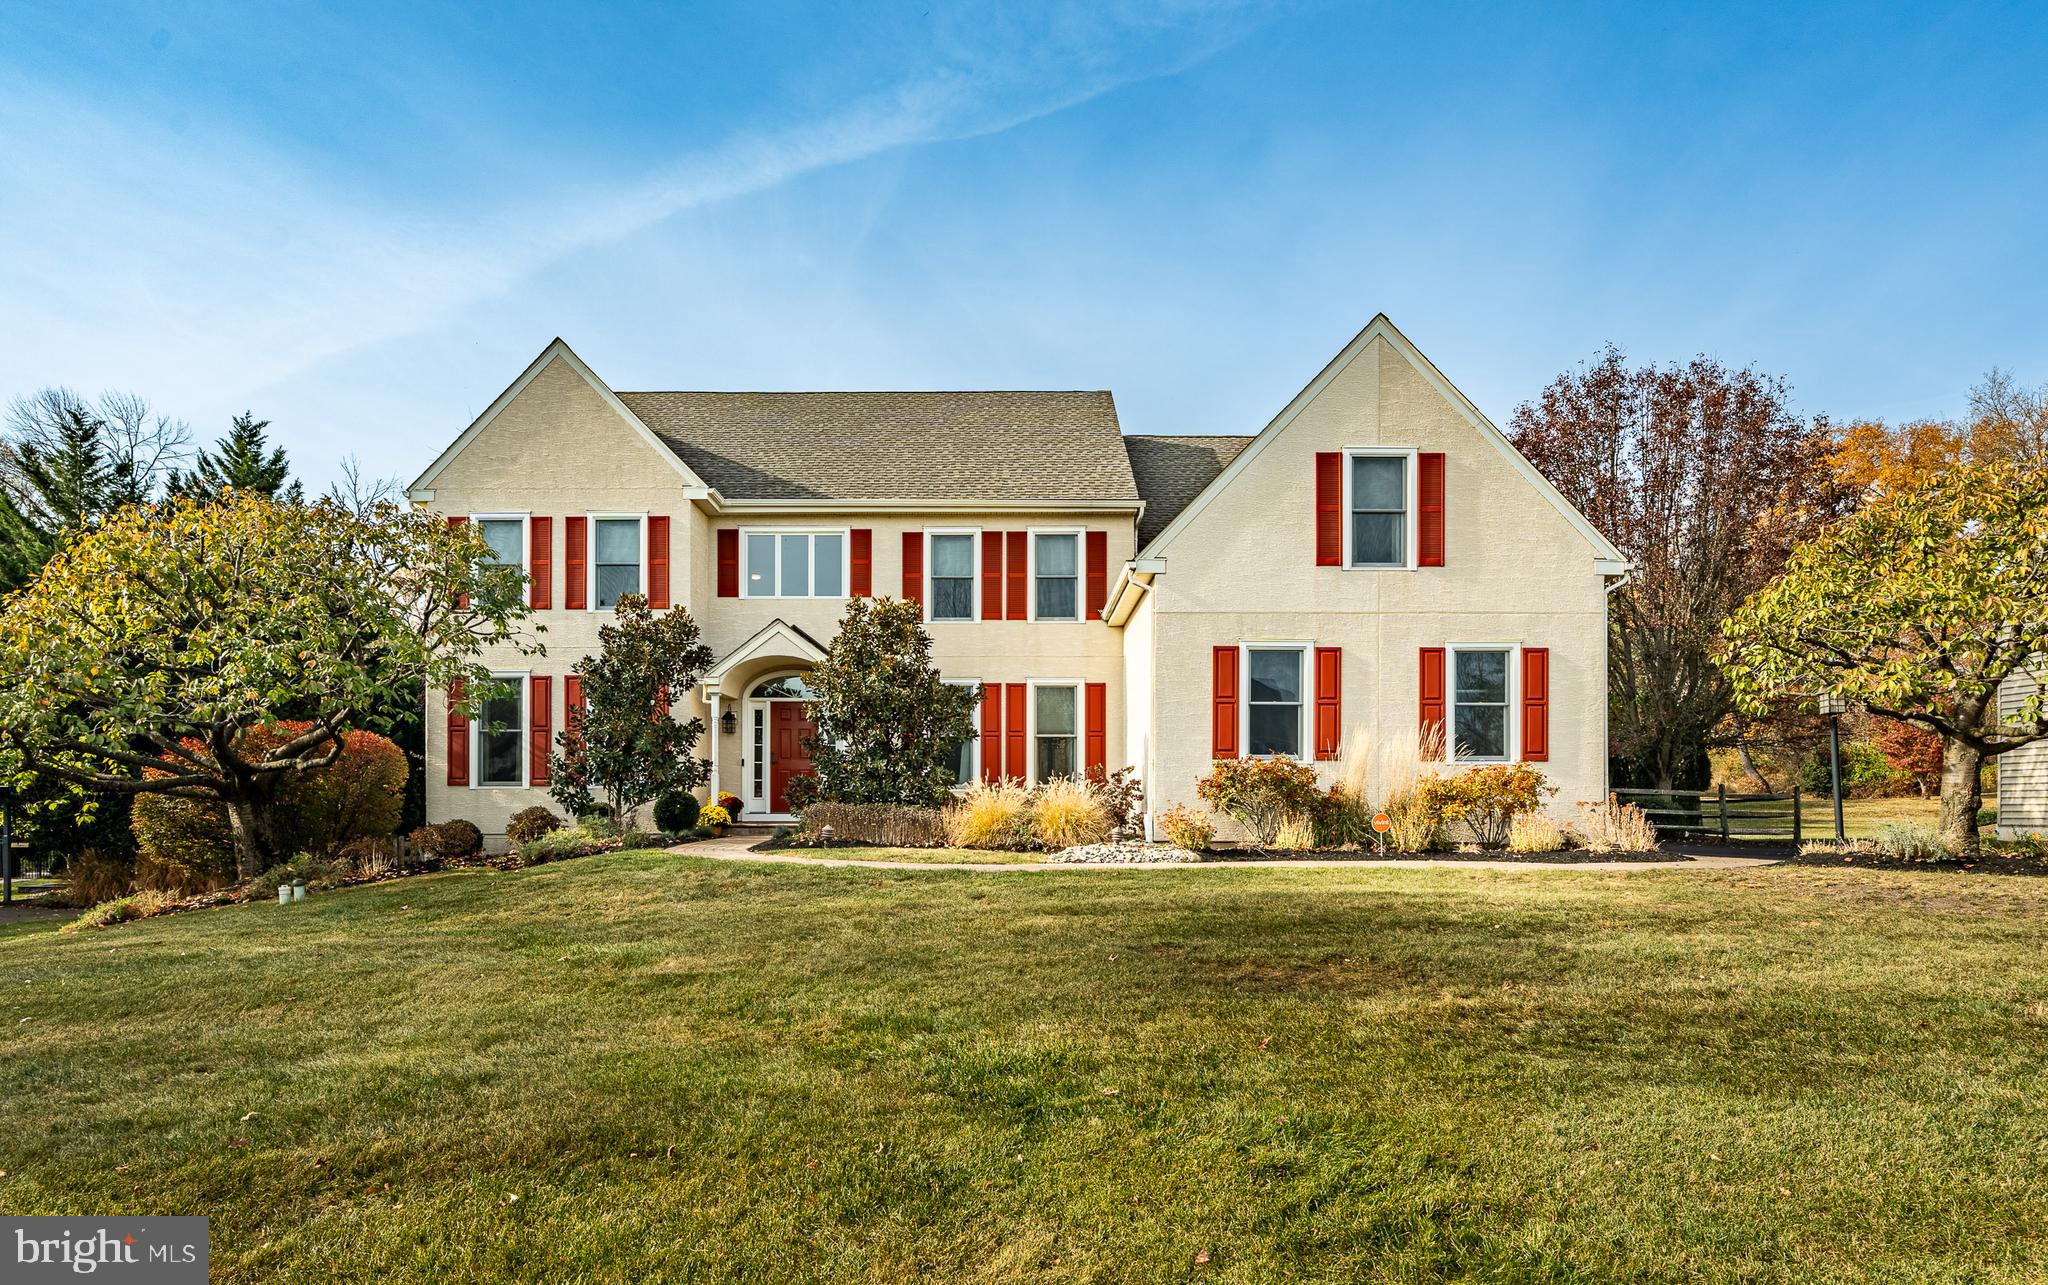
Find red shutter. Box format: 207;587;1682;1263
1005;531;1027;620
1314;647;1342;761
981;532;1003;620
529;516;552;609
655;685;671;720
1419;647;1446;760
445;678;469;786
647;516;671;609
1085;531;1108;619
528;676;552;786
716;528;738;598
1522;647;1549;762
1212;646;1239;759
901;532;924;609
565;675;584;736
850;529;872;596
1315;452;1342;566
1085;682;1107;776
980;683;1003;782
1419;452;1446;568
1004;683;1027;782
448;515;470;609
566;517;588;610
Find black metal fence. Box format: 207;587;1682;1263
1612;785;1814;843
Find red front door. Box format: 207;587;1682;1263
769;702;817;814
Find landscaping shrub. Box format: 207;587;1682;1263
1274;811;1318;851
654;792;701;835
1196;758;1322;847
408;819;483;860
1507;812;1568;854
242;851;341;896
59;849;133;907
517;824;607;864
130;794;236;892
1571;796;1661;853
506;806;564;846
1031;777;1113;850
61;890;180;933
797;802;946;847
1874;822;1951;862
1798;740;1906;799
335;836;403;877
692;825;715;839
1085;767;1145;834
1332;721;1446;851
943;782;1035;850
1419;763;1551;849
1158;804;1215;852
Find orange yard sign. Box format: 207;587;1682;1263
1371;812;1392;834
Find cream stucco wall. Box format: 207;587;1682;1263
1138;333;1614;834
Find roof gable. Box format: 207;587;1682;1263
408;339;710;499
1139;315;1627;566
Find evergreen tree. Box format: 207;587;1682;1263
169;411;301;502
800;597;978;807
550;595;714;829
0;407;140;592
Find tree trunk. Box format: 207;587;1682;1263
1736;742;1773;792
224;796;279;881
1936;737;1985;859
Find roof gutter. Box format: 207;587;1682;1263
1102;557;1166;626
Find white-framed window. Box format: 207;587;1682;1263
587;513;644;609
943;678;980;785
926;530;979;622
742;529;848;599
1030;681;1081;782
1030;529;1082;620
1242;644;1308;759
471;513;528;570
472;673;527;788
1344;448;1418;570
1448;644;1518;763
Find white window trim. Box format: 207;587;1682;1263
1239;642;1312;763
1341;447;1420;571
738;526;853;601
924;528;981;622
1026;527;1085;622
585;511;647;612
1025;679;1085;784
468;512;531;573
1445;642;1521;765
469;669;531;789
943;677;981;787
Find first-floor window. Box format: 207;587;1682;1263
1452;648;1511;761
944;680;978;785
594;518;642;608
477;680;524;787
1246;647;1305;758
745;530;845;598
1035;684;1078;781
929;533;976;620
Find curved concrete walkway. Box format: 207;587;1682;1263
672;836;1780;874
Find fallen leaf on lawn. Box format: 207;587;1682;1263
240;1111;258;1121
1100;1087;1120;1096
1195;1249;1211;1265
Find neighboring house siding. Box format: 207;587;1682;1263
1998;670;2048;839
1139;332;1611;834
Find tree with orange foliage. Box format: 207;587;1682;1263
1870;720;1944;799
1831;369;2048;494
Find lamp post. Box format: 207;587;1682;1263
1817;691;1848;842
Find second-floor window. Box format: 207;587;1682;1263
1034;532;1079;620
1349;453;1407;568
594;518;641;608
929;533;976;621
477;518;523;569
745;530;845;598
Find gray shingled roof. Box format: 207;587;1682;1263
615;390;1138;503
1125;434;1256;547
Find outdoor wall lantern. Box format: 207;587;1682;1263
721;710;737;735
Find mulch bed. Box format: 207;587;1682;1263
1779;849;2048;877
1201;847;1687;864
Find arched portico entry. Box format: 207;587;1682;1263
699;619;829;822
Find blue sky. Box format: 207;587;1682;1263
2;0;2044;490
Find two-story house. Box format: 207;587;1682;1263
408;315;1628;844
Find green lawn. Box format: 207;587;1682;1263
770;844;1046;865
4;853;2048;1282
